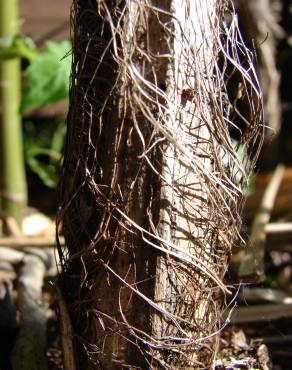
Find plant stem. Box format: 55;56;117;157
0;0;27;228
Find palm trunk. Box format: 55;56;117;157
57;1;263;369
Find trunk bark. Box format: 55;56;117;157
57;1;262;369
152;1;225;367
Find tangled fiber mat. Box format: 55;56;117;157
57;0;263;368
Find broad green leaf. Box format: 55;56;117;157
21;41;71;112
0;33;38;61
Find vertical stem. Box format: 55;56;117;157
0;0;27;227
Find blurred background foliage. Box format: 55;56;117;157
0;32;70;196
20;40;70;189
21;40;71;112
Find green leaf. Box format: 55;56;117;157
23;119;66;188
25;146;61;188
50;121;66;164
21;41;71;112
0;33;38;61
221;139;254;197
27;158;58;188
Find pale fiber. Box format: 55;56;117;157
57;1;263;368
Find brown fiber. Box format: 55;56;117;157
57;1;263;368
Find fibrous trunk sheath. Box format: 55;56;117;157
57;1;263;369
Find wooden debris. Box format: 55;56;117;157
0;212;22;237
0;236;65;249
257;343;271;370
231;330;249;351
240;287;292;304
266;222;292;250
0;247;24;264
0;261;16;281
11;254;48;370
277;265;292;292
0;246;59;276
245;167;292;221
265;222;292;235
217;329;270;370
239;164;285;282
0;281;17;370
261;334;292;345
229;303;292;324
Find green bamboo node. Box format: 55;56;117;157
0;0;27;230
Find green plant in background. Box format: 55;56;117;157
0;32;71;189
24;119;67;188
0;33;71;112
0;6;71;227
0;32;37;61
21;40;71;188
21;41;71;112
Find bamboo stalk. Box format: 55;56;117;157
239;164;285;281
0;0;27;228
